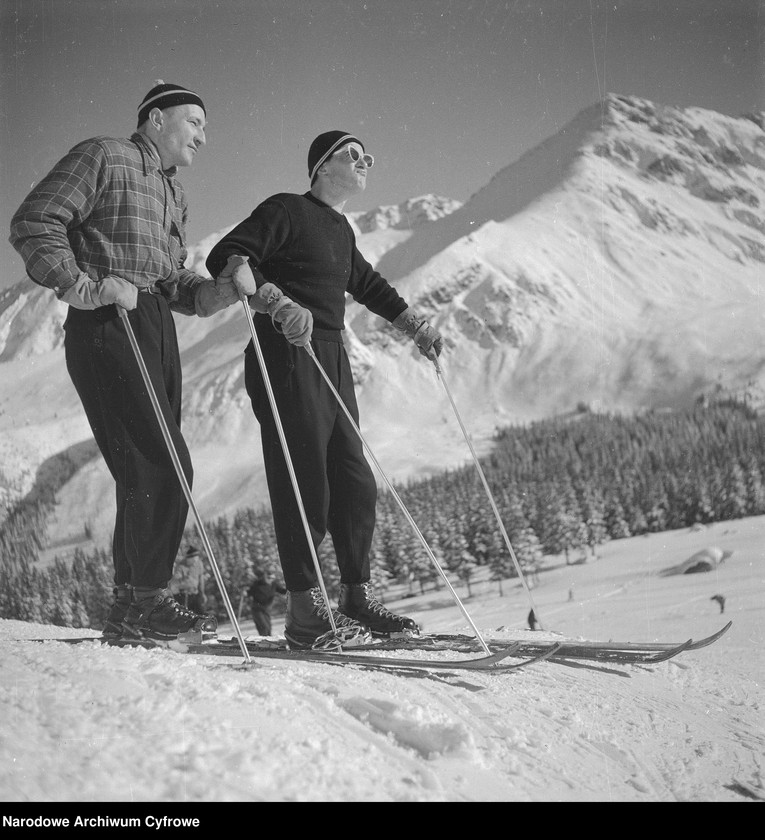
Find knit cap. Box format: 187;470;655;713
137;80;206;127
307;131;363;182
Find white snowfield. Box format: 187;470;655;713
1;517;763;803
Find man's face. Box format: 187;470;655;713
153;104;206;169
324;142;369;195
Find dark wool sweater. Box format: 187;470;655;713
205;192;408;333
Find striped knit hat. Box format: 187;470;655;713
137;80;206;128
308;130;363;183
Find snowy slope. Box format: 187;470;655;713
351;95;765;434
1;515;762;803
1;94;764;551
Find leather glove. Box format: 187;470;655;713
218;254;258;296
250;282;313;346
60;273;138;310
194;276;239;316
392;307;443;359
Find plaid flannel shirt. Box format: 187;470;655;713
9;132;205;315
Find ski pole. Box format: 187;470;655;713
428;351;544;629
117;306;252;664
237;295;339;637
303;342;492;655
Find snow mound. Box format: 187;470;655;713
659;546;734;576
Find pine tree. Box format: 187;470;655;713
744;457;765;515
575;483;609;556
604;493;631;539
721;461;748;520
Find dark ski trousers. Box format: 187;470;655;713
64;292;191;589
244;317;377;592
251;604;273;636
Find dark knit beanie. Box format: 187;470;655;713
137;80;206;128
308;130;363;182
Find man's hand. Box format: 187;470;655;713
271;298;313;346
194;276;239;317
392;307;443;359
219;254;257;296
60;273;138;310
248;283;313;345
97;275;139;310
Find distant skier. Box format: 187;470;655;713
710;594;726;614
247;574;287;636
528;609;538;630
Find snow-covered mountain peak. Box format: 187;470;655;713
587;94;765;204
2;94;764;548
349;195;463;233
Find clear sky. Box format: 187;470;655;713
1;0;762;287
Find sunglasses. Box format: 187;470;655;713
334;145;374;168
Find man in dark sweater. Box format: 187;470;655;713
206;130;442;650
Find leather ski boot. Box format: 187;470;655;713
121;589;217;642
102;585;133;639
284;587;371;651
338;582;420;637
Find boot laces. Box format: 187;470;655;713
165;594;202;620
358;583;399;620
310;587;364;630
309;587;331;620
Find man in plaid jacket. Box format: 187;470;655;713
9;82;256;642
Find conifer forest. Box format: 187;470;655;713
1;402;763;629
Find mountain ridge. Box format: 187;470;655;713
1;92;763;553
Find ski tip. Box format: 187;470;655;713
687;620;734;651
713;619;733;640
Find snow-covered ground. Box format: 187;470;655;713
2;516;763;803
